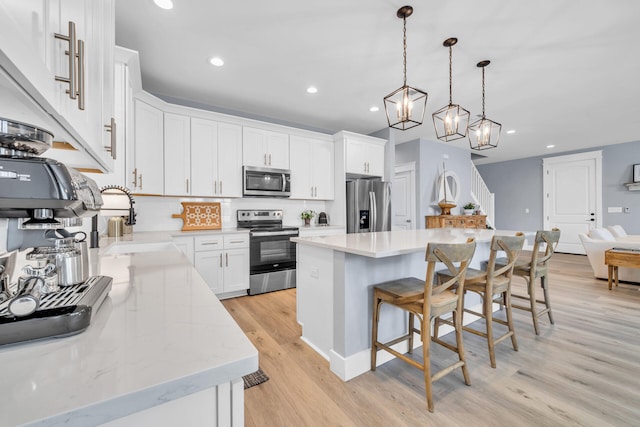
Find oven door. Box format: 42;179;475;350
243;166;291;197
249;230;297;274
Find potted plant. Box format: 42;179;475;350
301;210;315;225
462;202;476;215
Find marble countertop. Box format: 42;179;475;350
0;238;258;426
292;228;517;258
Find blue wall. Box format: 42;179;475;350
476;140;640;234
396;138;472;228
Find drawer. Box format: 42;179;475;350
224;234;249;249
195;235;224;251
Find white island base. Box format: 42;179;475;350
294;229;500;381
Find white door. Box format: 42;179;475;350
544;151;602;254
393;163;416;230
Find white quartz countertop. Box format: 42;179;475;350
292;228;521;258
0;236;258;426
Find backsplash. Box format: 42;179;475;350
118;196;328;232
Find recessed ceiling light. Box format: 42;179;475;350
546;144;555;148
306;86;318;94
154;0;173;10
369;106;379;112
209;57;224;67
506;130;516;134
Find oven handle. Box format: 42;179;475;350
251;230;299;237
282;173;286;192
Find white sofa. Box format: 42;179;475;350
578;228;640;283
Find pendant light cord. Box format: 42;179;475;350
481;66;486;118
402;16;407;87
448;45;453;105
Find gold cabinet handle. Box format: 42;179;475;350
76;39;85;110
104;118;116;159
54;21;77;101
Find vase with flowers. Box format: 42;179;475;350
301;210;315;225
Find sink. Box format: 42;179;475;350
103;241;179;255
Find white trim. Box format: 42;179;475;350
328;302;486;381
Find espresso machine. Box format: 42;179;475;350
0;117;112;345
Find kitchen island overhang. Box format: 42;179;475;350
293;228;520;381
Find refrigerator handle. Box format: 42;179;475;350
370;191;377;232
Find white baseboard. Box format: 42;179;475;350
328;302;490;381
300;336;330;362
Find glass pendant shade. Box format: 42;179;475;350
384;85;428;131
468;116;501;150
433;37;470;142
383;5;428;131
433;103;470;142
468;60;501;150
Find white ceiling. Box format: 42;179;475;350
115;0;640;165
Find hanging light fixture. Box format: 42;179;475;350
383;5;428;131
432;38;470;142
468;60;501;150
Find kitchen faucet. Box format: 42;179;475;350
90;185;137;248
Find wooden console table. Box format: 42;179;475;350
604;248;640;290
425;214;486;229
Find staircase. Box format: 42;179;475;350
470;161;495;228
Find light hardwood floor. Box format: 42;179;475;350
222;253;640;426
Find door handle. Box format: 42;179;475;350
226;253;229;267
219;253;223;268
54;21;77;101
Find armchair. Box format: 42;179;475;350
579;229;640;283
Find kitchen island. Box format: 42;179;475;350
292;228;506;381
0;238;258;427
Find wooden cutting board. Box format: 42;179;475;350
172;202;222;231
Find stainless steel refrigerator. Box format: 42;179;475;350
346;179;392;233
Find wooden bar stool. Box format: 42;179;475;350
436;233;525;368
371;238;476;412
497;229;561;335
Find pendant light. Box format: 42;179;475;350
468;60;501;150
383;5;428;131
432;38;470;142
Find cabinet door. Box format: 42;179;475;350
191;117;217;197
242;127;267;167
366;142;385;178
163;113;190;196
312;140;334;200
217;123;243;197
194;250;224;294
289;136;313;199
223;248;249;293
345;139;367;175
0;1;57;103
133;100;164;194
56;0;101;160
100;0;115;163
266;131;289;169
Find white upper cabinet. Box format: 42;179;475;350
163;113;191;196
242;127;289;169
344;134;386;178
187;118;243;198
216;122;243;197
133;99;164;195
290;135;334;200
0;0;116;171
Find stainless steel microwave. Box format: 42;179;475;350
243;166;291;197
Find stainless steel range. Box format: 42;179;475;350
237;210;298;295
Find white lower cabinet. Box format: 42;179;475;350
192;234;249;297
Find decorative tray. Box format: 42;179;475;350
172;202;222;231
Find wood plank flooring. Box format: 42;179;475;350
222;253;640;426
